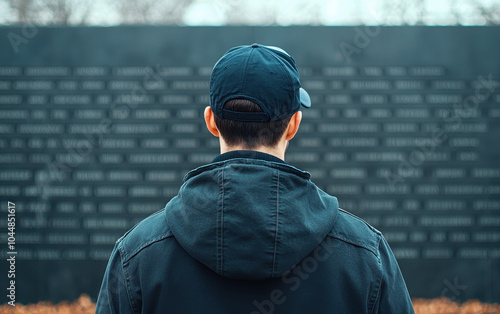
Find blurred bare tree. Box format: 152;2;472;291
472;0;500;25
43;0;92;24
224;0;327;26
5;0;92;24
415;0;425;25
382;0;426;25
382;0;500;25
450;0;500;25
113;0;157;24
6;0;38;23
225;0;277;25
113;0;194;24
1;0;499;25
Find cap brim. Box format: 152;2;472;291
300;87;311;108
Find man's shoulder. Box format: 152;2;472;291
328;208;383;257
115;207;173;263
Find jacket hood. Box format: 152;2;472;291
165;157;339;280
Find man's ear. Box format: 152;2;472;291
285;111;302;141
204;106;220;137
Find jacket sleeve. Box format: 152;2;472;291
95;243;136;314
374;236;415;314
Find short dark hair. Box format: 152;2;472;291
214;99;292;149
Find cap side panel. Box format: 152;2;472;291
240;48;256;101
262;48;301;114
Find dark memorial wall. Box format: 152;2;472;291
0;26;499;304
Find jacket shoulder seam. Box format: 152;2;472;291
115;207;167;244
119;230;174;264
339;208;382;235
328;208;382;257
116;207;173;264
327;232;380;257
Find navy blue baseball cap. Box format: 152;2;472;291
210;43;311;122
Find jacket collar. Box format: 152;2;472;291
212;150;286;164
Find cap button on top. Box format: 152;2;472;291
251;43;259;48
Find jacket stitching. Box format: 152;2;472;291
338;208;382;235
216;166;225;275
272;168;280;277
118;246;138;313
369;243;383;314
327;233;379;257
122;231;174;263
216;167;221;274
221;166;225;275
116;207;167;245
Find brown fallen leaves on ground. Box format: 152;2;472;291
412;297;500;314
0;295;499;313
0;294;95;314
